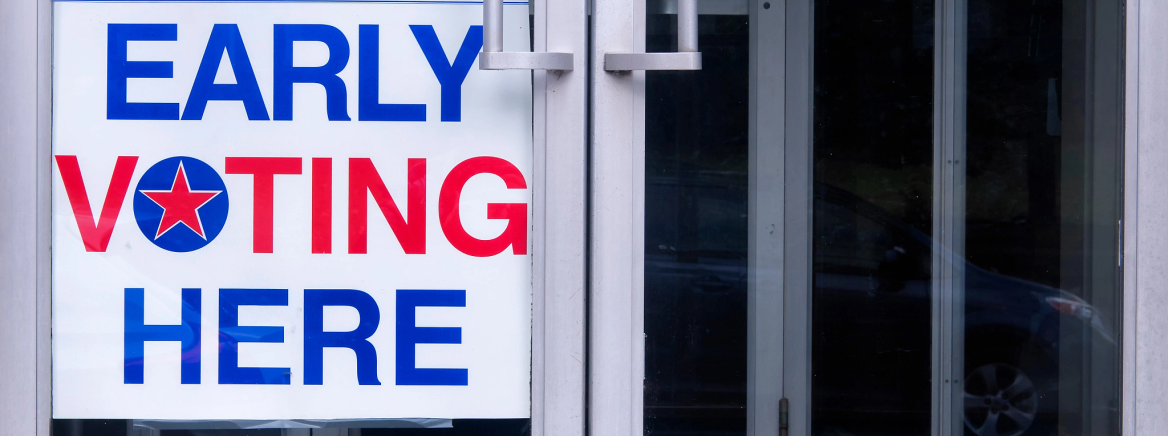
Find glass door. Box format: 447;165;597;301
587;0;1125;435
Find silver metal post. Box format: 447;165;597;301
603;0;701;71
478;0;573;70
0;0;51;431
932;0;967;434
677;0;698;52
483;0;504;53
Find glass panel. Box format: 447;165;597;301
962;1;1123;435
641;1;1123;436
811;0;935;435
643;6;750;436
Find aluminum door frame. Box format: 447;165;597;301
530;1;590;436
0;0;53;433
752;0;817;434
588;0;647;432
586;0;816;434
746;0;790;433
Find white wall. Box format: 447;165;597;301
1129;0;1168;435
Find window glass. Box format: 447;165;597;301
811;0;935;434
644;9;750;436
963;1;1123;435
643;1;1123;436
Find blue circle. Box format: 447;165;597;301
133;157;229;252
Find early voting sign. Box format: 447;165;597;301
51;0;532;420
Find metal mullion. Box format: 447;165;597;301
0;0;52;431
746;0;787;433
781;0;816;434
1120;0;1138;433
932;0;967;434
588;0;646;433
531;0;589;435
37;0;53;432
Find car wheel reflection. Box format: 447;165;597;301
964;363;1039;436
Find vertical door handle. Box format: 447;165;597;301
479;0;574;71
604;0;702;71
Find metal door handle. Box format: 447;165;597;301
604;0;702;71
479;0;574;71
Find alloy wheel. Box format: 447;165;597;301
963;363;1039;436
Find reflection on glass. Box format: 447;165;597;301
811;0;1123;436
963;0;1122;435
811;0;935;435
643;10;750;436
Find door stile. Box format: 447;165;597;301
589;0;647;433
932;0;968;434
782;0;815;435
746;0;788;433
531;0;589;435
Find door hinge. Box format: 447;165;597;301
780;397;789;436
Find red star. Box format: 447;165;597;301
140;162;221;240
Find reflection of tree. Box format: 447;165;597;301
812;0;936;237
816;162;933;236
965;139;1030;222
965;0;1064;287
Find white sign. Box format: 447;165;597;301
51;0;532;420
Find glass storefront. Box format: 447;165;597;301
2;0;1124;434
643;0;1123;435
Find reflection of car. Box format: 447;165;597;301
643;174;1115;436
814;184;1115;436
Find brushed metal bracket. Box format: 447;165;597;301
479;0;574;71
604;52;702;71
603;0;702;72
480;52;574;71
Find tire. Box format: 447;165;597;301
963;334;1057;436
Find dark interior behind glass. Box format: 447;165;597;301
811;0;935;434
644;11;751;436
643;0;1122;436
962;1;1123;435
